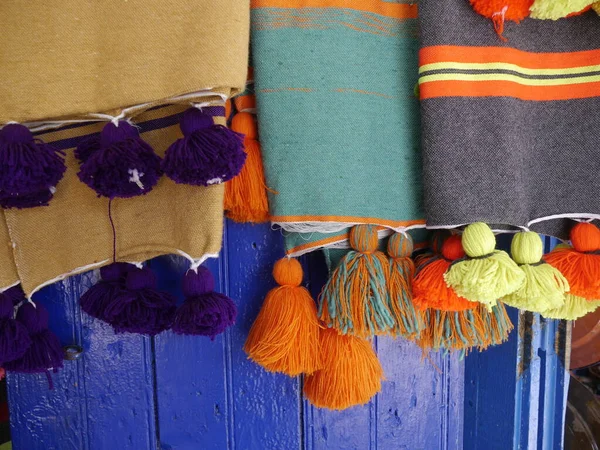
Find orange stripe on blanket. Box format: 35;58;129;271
420;46;600;70
272;215;425;228
251;0;418;20
420;80;600;101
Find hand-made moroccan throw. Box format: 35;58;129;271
0;0;250;377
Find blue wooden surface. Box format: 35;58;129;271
5;222;567;449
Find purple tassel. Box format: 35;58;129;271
103;267;176;336
4;302;63;374
79;263;134;321
172;267;237;339
76;121;161;198
0;287;32;365
161;108;246;186
0;188;54;209
0;124;66;208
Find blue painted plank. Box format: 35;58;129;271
225;221;302;450
463;305;520;450
8;271;159;450
303;251;373;450
152;255;228;450
74;271;158;450
7;281;88;450
376;341;464;450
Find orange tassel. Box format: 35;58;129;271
244;258;322;376
545;223;600;300
413;235;477;312
304;328;384;410
224;111;271;223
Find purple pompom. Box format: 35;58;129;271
103;267;176;336
76;121;162;198
172;267;237;339
4;302;63;374
0;288;32;364
79;263;135;321
161;108;246;186
0;124;66;208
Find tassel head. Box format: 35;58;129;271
273;257;303;287
462;222;496;257
350;224;379;253
511;231;543;264
571;222;600;253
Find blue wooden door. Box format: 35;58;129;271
5;223;567;450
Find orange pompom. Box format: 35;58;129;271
244;258;322;376
413;235;476;312
273;257;303;286
470;0;533;40
571;222;600;253
234;95;257;112
441;234;466;260
545;223;600;300
224;139;271;223
303;329;384;410
470;0;533;21
231;112;258;140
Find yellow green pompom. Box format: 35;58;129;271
530;0;595;19
542;294;600;320
502;232;569;312
444;223;525;308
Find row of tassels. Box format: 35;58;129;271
80;264;236;339
0;107;246;207
0;264;240;387
470;0;600;40
245;221;600;410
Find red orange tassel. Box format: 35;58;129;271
413;235;477;312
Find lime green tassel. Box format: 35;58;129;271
502;232;569;313
444;223;525;308
530;0;595;19
542;294;600;320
